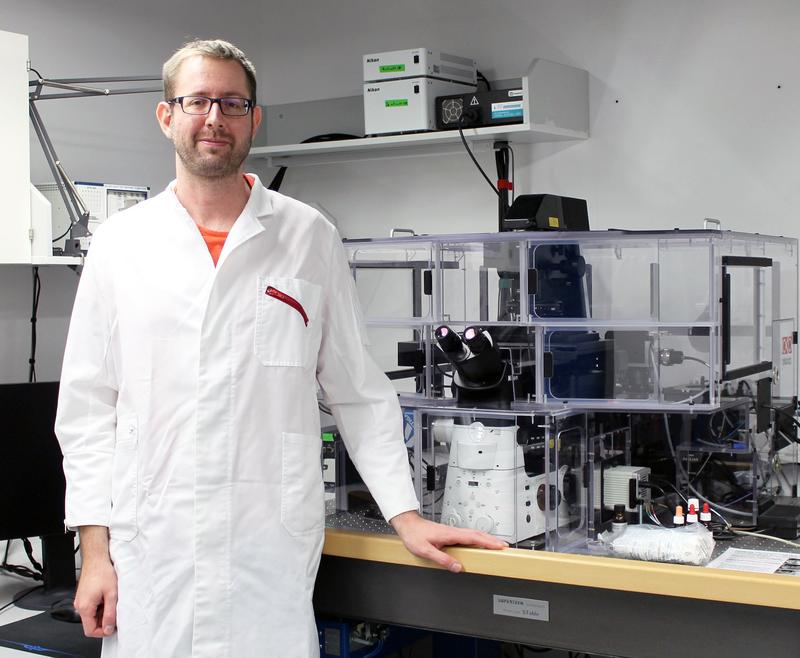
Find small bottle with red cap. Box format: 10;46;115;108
700;502;713;529
686;503;699;524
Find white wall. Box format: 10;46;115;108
0;267;78;383
249;0;800;239
1;0;799;381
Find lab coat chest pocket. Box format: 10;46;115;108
281;432;324;536
255;276;322;368
110;414;139;542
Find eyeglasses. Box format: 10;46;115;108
167;96;254;116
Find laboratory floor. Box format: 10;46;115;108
0;540;97;658
0;577;83;658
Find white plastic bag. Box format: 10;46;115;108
601;524;715;566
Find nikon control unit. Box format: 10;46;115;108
363;48;476;136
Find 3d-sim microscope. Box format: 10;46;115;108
433;325;569;543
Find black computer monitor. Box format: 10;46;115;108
0;381;76;609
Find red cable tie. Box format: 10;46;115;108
498;179;514;190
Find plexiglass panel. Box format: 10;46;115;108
656;238;714;323
527;238;715;323
364;325;427;395
544;412;588;551
347;242;434;320
543;327;713;406
440;240;522;324
394;407;590;548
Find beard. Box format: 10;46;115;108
173;127;253;179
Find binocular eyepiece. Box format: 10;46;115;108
463;326;492;354
434;325;466;357
434;325;506;389
435;325;493;356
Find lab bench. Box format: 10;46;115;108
314;529;800;658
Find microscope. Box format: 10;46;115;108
433;325;570;543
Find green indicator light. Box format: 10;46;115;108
322;432;335;442
385;99;409;107
380;64;405;73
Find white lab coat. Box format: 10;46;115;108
55;175;419;658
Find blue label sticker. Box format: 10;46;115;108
491;101;524;120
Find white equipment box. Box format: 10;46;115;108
0;30;33;263
364;77;474;135
362;47;477;136
363;48;476;85
36;181;148;253
595;465;652;512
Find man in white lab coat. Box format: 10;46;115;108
55;39;504;657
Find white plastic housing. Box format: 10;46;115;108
364;78;474;135
363;48;476;85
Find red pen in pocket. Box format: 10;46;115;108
265;286;309;326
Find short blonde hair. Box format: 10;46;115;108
162;39;257;103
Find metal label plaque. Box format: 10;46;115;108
493;594;550;622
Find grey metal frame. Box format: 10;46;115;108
28;74;160;255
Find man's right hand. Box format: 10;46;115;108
74;526;117;638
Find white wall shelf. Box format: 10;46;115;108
249;58;589;168
31;256;82;266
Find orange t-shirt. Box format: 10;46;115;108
196;175;255;266
197;225;228;266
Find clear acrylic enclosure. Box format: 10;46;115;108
324;229;798;551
